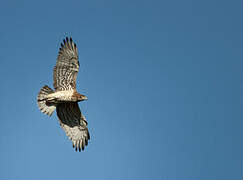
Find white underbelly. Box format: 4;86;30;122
47;90;74;101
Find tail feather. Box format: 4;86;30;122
37;85;56;116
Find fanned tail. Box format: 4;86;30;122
37;85;56;116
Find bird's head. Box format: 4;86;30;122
73;92;88;102
78;94;88;102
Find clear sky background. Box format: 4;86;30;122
0;0;242;179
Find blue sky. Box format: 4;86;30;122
0;0;242;179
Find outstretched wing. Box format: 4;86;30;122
53;37;79;91
56;102;90;151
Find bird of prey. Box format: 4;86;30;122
37;37;90;152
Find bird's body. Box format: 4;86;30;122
42;90;86;102
37;37;90;152
44;90;74;101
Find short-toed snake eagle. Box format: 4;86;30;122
37;37;90;152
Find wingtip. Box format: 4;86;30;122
72;140;88;152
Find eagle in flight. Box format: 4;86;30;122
37;37;90;152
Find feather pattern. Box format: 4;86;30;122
56;102;90;151
53;37;79;91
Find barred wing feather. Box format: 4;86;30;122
56;102;90;151
53;37;79;91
